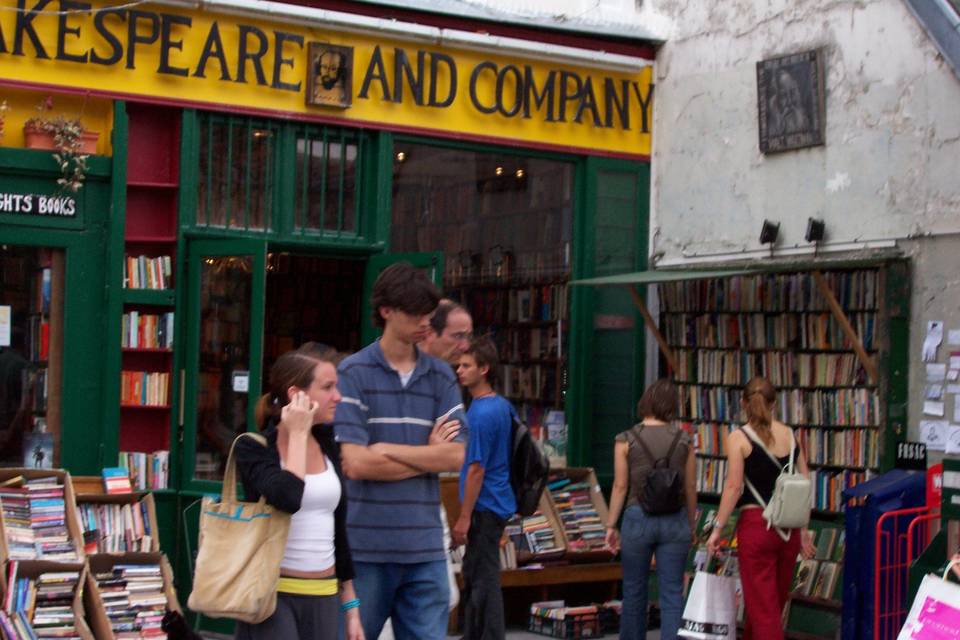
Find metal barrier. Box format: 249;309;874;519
873;506;938;640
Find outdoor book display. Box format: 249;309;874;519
658;269;886;513
0;469;179;638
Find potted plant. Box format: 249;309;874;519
23;96;99;192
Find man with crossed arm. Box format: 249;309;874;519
334;262;467;640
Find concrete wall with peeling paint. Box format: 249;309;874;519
650;1;960;264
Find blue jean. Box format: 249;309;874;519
352;560;449;640
619;505;692;640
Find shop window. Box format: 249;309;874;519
196;114;277;231
294;127;362;235
391;143;574;460
0;246;64;468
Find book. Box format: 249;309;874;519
812;561;839;599
102;468;133;495
815;527;839;560
794;559;818;596
22;431;54;470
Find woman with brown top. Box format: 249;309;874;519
706;376;815;640
605;379;697;640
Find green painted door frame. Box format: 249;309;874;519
0;147;113;475
567;157;650;480
180;238;267;495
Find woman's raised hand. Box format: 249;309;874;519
280;391;317;436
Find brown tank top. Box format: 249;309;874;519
615;422;691;507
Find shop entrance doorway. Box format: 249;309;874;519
261;252;365;383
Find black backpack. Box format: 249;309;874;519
627;426;684;515
510;411;550;517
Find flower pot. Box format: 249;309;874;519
23;124;99;154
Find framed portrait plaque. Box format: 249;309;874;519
757;49;826;153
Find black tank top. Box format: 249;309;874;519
737;429;798;508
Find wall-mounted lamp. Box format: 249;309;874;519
759;219;780;245
805;218;825;243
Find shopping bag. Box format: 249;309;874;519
898;561;960;640
678;571;738;640
187;433;291;624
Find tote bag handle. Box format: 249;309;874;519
221;432;268;504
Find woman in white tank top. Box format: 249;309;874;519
235;346;364;640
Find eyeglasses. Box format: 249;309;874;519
449;332;472;341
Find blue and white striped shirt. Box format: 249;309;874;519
334;340;468;563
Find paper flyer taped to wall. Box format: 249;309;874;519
924;321;944;362
921;420;948;451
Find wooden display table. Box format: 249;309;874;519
499;562;622;588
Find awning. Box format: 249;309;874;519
570;268;759;287
570;266;878;384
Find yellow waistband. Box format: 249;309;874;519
276;576;338;596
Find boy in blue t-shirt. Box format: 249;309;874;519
453;337;517;640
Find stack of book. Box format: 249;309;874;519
121;312;175;350
0;478;78;561
119;371;170;407
548;479;606;552
505;510;560;556
0;564;83;639
95;564;167;637
79;500;154;553
118;451;169;490
793;527;845;601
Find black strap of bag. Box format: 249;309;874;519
634;425;683;469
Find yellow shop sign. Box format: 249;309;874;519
0;2;654;157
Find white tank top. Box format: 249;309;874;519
280;456;341;572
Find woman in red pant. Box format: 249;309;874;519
706;376;815;639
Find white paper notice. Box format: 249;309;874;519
928;364;948;383
948;385;960;394
951;370;960;382
950;330;960;346
0;306;9;347
921;420;949;451
925;321;945;362
955;400;960;423
924;401;946;417
947;425;960;455
927;385;945;400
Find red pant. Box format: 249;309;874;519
736;509;801;640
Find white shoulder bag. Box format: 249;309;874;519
741;425;812;541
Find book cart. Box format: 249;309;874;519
442;467;621;638
571;262;909;639
0;468;180;638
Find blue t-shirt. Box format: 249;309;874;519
459;395;517;520
334;340;468;564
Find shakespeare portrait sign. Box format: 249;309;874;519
307;43;354;108
757;49;825;153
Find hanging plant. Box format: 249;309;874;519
23;97;97;193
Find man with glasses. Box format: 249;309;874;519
421;300;473;366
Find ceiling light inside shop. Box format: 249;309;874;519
252;130;272;138
396;151;406;162
495;167;504;176
515;169;525;178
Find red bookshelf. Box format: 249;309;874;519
119;103;180;477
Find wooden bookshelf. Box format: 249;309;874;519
116;103;180;481
659;269;885;515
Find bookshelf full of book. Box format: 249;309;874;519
658;269;886;515
116;103;180;490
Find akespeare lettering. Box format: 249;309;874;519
0;1;654;154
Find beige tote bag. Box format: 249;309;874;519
187;432;292;624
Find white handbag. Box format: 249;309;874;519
741;425;812;541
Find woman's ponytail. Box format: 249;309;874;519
743;376;776;446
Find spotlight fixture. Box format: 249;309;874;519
805;217;825;243
515;168;525;178
759;219;780;245
495;166;504;176
395;151;406;162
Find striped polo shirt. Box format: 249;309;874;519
334;340;468;564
